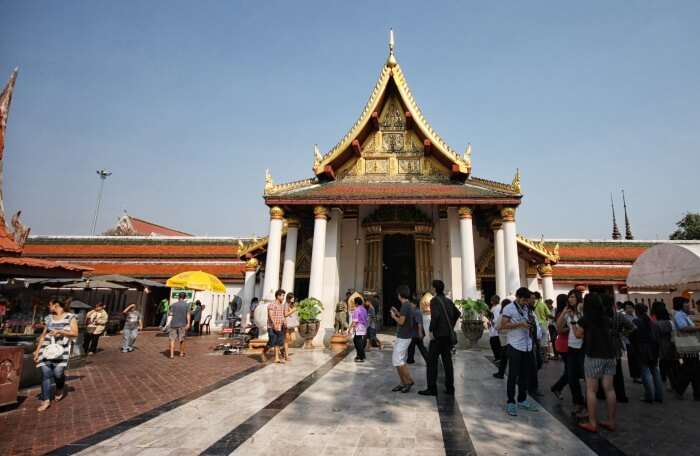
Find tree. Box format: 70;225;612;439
670;212;700;240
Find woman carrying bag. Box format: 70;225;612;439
283;292;299;362
33;299;78;412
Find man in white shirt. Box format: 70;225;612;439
488;295;502;362
500;287;539;416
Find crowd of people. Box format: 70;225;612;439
486;288;700;432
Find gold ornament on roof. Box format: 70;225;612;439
270;206;284;220
314;205;329;219
457;206;472;219
387;28;397;67
501;207;516;222
245;258;259;271
538;263;553;277
511;168;522;193
264;169;273;194
463;143;472;164
313;144;322;169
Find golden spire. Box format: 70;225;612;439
463;143;472;163
264;168;273;193
386;28;397;67
313;143;322;168
511;168;521;193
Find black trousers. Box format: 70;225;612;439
676;357;700;399
626;343;641;379
551;352;568;393
353;335;366;360
426;337;454;393
506;345;531;404
497;343;508;375
407;336;428;363
528;346;540;394
660;359;680;391
83;333;101;354
489;336;502;361
566;347;585;406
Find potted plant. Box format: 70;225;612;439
296;297;324;348
456;298;488;348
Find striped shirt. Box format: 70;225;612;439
37;313;76;367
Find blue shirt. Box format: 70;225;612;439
674;310;693;329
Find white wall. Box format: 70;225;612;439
447;207;463;300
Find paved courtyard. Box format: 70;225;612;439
2;333;699;456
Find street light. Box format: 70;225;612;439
91;169;112;235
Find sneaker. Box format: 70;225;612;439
518;400;539;412
506;403;518;416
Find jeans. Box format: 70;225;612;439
353;335;366;360
40;362;66;401
407;336;428;363
566;347;585;406
641;363;663;401
159;313;168;328
426;337;454;392
83;333;101;354
506;345;531;404
122;327;139;351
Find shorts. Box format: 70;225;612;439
268;328;284;347
169;326;187;342
584;356;616;379
392;337;412;367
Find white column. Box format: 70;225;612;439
502;207;520;296
447;208;463;300
241;258;258;327
492;219;507;299
458;207;478;299
317;208;341;346
280;219;299;294
541;264;555;301
261;206;285;302
308;206;328;300
527;264;540;293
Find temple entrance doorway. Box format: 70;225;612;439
481;278;496;304
382;234;416;326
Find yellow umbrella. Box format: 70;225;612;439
166;271;227;293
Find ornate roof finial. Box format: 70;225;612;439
264;168;273;194
313;143;322;168
511;168;522;193
0;67;19;226
463;143;472;163
386;28;397;67
622;189;633;240
610;193;621;240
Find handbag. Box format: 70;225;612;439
42;336;64;360
555;333;569;353
286;313;299;329
437;296;458;346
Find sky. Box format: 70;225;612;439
1;1;699;240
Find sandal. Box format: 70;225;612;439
577;422;598;433
55;391;65;402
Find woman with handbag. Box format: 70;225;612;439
550;294;570;399
556;290;586;417
33;299;78;412
282;293;299;362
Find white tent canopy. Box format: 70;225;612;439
627;243;700;290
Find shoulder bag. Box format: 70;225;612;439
42;336;64;361
437;296;458;346
672;321;700;357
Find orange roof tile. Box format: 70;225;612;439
83;263;245;280
128;216;192;237
0;256;91;272
24;243;239;258
552;266;630;282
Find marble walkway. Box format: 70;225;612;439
70;340;595;456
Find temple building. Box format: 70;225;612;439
238;36;560;344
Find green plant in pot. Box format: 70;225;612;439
297;297;324;348
455;298;488;348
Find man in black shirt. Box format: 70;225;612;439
419;280;461;396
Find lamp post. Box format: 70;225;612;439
91;169;112;235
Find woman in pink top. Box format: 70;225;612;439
351;296;368;362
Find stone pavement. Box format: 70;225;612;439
535;354;700;456
39;335;593;456
0;331;259;456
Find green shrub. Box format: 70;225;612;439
297;297;324;322
455;298;488;320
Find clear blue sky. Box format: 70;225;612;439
2;1;699;239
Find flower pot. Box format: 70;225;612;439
298;320;320;348
461;319;484;349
